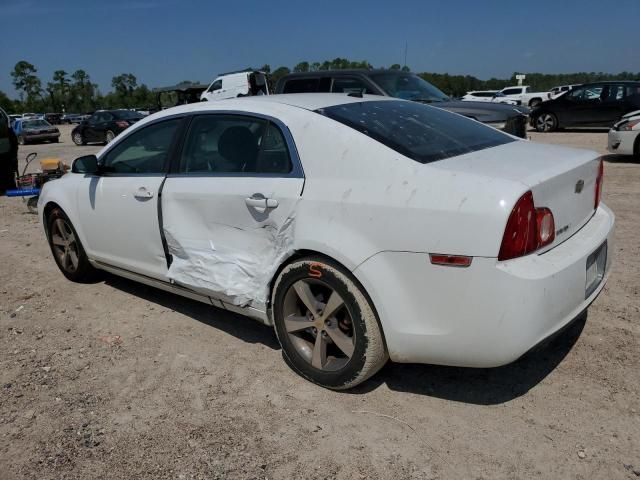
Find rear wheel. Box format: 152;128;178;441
46;208;98;282
72;132;85;146
535;113;558;132
272;257;387;390
529;98;542;108
105;130;115;144
634;135;640;160
17;135;26;145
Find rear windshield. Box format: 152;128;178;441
317;100;515;164
23;120;50;128
114;110;144;120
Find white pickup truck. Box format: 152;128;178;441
493;85;550;107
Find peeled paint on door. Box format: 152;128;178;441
163;213;296;307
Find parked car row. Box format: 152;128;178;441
530;81;640;132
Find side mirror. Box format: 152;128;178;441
72;155;99;174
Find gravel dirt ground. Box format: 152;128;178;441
0;125;638;479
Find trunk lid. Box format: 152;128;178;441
432;140;600;249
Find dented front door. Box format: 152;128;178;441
161;176;303;306
160;113;304;307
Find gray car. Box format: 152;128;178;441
275;70;530;138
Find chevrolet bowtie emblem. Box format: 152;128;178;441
575;179;585;193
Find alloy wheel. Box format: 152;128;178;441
536;114;556;132
50;218;80;273
72;132;83;145
282;279;355;371
105;131;115;143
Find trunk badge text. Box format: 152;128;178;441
575;179;585;194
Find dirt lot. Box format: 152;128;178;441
1;125;638;479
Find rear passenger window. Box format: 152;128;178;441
179;115;292;175
282;78;320;93
331;77;371;94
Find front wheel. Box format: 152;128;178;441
46;208;98;282
17;135;26;145
272;257;387;390
105;130;115;144
72;131;85;146
535;113;558;132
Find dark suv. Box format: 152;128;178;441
530;81;640;132
275;70;529;138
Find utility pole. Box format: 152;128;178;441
404;41;408;68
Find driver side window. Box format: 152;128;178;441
101;119;179;174
209;80;222;92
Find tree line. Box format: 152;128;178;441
1;58;638;114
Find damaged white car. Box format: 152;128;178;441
39;94;614;389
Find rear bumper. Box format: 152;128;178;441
607;129;636;155
24;132;60;142
503;114;528;138
354;204;615;367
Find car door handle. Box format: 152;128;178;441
245;197;278;211
134;187;154;199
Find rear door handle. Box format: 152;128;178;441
245;196;278;212
134;187;154;199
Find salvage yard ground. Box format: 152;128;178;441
0;125;638;479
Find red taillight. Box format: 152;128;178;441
594;158;604;209
116;120;129;128
429;254;472;267
498;191;555;261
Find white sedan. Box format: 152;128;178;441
38;94;614;389
608;110;640;158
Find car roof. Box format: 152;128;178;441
581;81;640;86
280;69;415;78
151;93;396;117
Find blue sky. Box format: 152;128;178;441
1;0;638;97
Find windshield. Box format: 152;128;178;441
23;120;50;129
317;100;514;164
114;110;144;120
369;73;450;102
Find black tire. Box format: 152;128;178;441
46;208;98;282
105;130;115;144
535;112;558;132
52;138;59;143
529;98;542;108
17;135;26;145
634;135;640;161
271;256;387;390
72;131;85;146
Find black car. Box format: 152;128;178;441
72;110;144;145
0;108;19;194
275;70;530;138
531;81;640;132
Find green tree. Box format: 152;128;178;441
111;73;138;108
11;61;42;109
69;70;97;112
259;64;271;73
293;61;310;73
389;64;402;70
0;91;18;114
270;66;291;85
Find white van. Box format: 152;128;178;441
200;70;269;102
